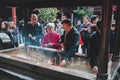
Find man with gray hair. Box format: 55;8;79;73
27;14;43;46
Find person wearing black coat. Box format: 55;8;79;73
0;21;14;48
0;21;14;43
109;24;116;58
27;14;44;46
87;24;100;73
60;20;80;67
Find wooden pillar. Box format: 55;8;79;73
23;8;29;46
114;5;120;57
12;7;17;26
97;0;113;80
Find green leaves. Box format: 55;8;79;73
38;8;59;22
73;6;93;17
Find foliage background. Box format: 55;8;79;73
73;6;93;18
38;8;59;22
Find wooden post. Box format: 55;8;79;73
97;0;113;80
12;7;17;26
114;5;120;58
23;8;29;46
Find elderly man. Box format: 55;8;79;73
60;19;80;67
28;14;43;46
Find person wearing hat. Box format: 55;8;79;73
59;19;80;67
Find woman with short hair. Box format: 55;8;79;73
41;23;61;65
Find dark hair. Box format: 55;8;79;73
62;19;71;25
97;20;102;30
89;25;97;31
1;21;9;30
62;15;67;17
91;15;99;23
111;23;115;27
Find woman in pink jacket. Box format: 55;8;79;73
41;23;61;49
41;23;61;65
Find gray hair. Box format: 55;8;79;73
31;14;38;19
46;23;55;29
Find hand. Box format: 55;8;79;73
84;28;88;31
61;43;65;49
45;44;48;47
29;34;32;38
32;36;36;40
47;59;54;65
93;66;98;73
9;29;13;32
108;53;113;59
48;43;53;47
59;60;67;67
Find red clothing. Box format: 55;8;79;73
79;34;84;45
41;31;61;49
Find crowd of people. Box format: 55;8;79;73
0;21;19;48
0;13;117;73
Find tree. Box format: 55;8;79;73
73;6;93;17
38;8;59;22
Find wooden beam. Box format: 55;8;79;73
0;0;119;8
97;0;113;80
0;0;102;7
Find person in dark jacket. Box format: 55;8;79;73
59;19;80;67
80;16;91;55
18;20;24;44
90;15;99;25
109;23;116;60
0;21;14;48
0;21;14;43
75;20;82;32
27;14;43;46
87;24;100;73
9;21;19;47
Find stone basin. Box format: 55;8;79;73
0;46;119;80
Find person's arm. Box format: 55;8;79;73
60;31;65;43
41;35;46;47
35;23;44;40
64;33;80;61
7;31;14;44
14;27;19;35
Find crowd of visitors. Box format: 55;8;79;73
0;13;117;73
0;21;19;48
